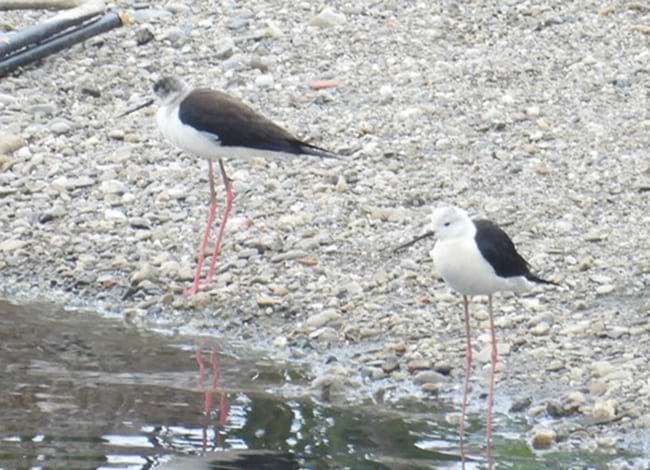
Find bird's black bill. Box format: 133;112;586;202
117;98;155;118
392;231;436;253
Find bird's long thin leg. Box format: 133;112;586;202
185;161;218;296
459;295;472;470
486;294;497;469
206;159;234;285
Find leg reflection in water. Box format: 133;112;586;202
196;343;229;451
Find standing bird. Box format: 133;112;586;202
395;206;557;469
120;77;338;295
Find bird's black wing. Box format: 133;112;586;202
473;219;532;279
178;89;337;158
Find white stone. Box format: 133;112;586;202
311;7;346;27
104;209;127;222
0;239;28;252
306;310;341;329
255;74;274;88
100;180;127;195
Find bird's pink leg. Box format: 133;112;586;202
459;295;472;470
185;161;218;296
486;294;497;469
206;159;234;285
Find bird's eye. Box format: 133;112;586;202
444;222;450;227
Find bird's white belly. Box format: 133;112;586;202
155;107;303;161
431;238;528;296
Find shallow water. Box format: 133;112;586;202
0;299;643;469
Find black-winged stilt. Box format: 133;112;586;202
396;206;558;468
121;77;338;295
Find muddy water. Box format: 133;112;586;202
0;299;641;469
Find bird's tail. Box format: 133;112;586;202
525;273;559;286
297;141;341;159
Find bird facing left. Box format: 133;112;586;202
395;205;558;469
120;76;340;295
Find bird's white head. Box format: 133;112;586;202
153;77;189;104
431;206;474;240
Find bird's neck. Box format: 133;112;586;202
162;86;192;108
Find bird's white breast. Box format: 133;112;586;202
431;238;530;296
155;104;225;160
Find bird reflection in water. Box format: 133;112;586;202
195;343;229;451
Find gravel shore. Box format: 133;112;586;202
2;0;650;460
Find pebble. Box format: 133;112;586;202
545;360;563;371
39;206;66;223
108;129;124;140
215;39;235;60
271;250;310;262
0;93;16;105
306;310;340;329
309;327;339;342
189;292;211;309
381;356;399;374
530;321;550;336
407;358;431;372
0;133;25;155
413;370;448;385
526;105;540;117
163;27;185;44
104;209;127;222
221;54;250;71
367;367;388;380
272;336;288;348
335;175;349;192
509;397;532;413
166;2;190;13
49;120;72;135
0;239;28;252
564;391;586;412
100;180;127;195
310;80;339;90
28;103;56;116
592;400;617;424
531;428;556;449
421;383;443;394
131;263;156;283
135;27;154;46
592;361;616;377
311;7;346;27
588;381;608;397
265;20;284;38
546;400;570;418
159;261;181;278
255;74;274;88
595;284;615;295
256;295;282;306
